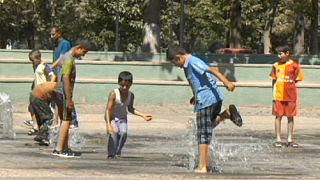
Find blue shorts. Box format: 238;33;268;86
196;101;222;144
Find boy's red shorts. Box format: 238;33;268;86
272;101;297;117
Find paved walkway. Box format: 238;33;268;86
0;103;320;179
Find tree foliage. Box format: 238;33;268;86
0;0;318;54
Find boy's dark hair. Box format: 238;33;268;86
276;45;291;54
29;49;41;61
118;71;133;84
75;40;91;50
166;45;187;61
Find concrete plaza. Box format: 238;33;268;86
0;103;320;179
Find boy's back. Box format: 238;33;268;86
32;82;57;100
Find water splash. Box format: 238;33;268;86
0;92;16;139
49;126;86;150
186;118;198;170
186;118;266;173
69;128;86;149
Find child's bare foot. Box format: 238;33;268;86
194;167;208;173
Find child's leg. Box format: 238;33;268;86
115;121;128;156
54;104;61;127
195;144;208;173
28;93;39;131
29;103;39;131
213;104;242;128
213;110;228;128
107;135;117;157
55;120;70;151
287;117;294;142
195;105;213;173
108;121;120;157
31;113;39;130
275;116;282;142
53;93;64;127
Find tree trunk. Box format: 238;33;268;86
294;13;305;55
263;0;279;54
229;0;241;48
142;0;161;53
32;23;41;49
263;27;272;54
310;0;318;55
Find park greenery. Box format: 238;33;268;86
0;0;318;54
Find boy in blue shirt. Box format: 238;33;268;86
167;45;242;173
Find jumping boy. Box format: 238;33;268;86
270;45;303;148
167;45;242;173
104;71;152;158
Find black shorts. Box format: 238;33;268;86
62;92;72;122
31;97;53;125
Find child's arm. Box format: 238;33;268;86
133;109;152;121
51;54;65;69
51;58;61;69
207;67;235;91
44;64;56;82
295;63;304;83
270;65;277;88
104;91;116;134
127;94;152;121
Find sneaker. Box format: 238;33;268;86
229;104;243;127
52;149;75;158
107;155;116;159
24;120;34;127
69;124;79;130
52;149;63;157
39;139;50;146
65;148;82;157
34;136;42;142
27;128;38;136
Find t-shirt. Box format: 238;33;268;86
53;39;71;83
184;55;223;112
53;39;71;62
34;63;54;86
60;51;76;95
270;59;304;101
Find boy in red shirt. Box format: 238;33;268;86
270;46;303;148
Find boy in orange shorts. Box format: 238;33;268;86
270;46;303;148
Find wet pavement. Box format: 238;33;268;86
0;103;320;179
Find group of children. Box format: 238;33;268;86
25;37;303;173
26;40;89;157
